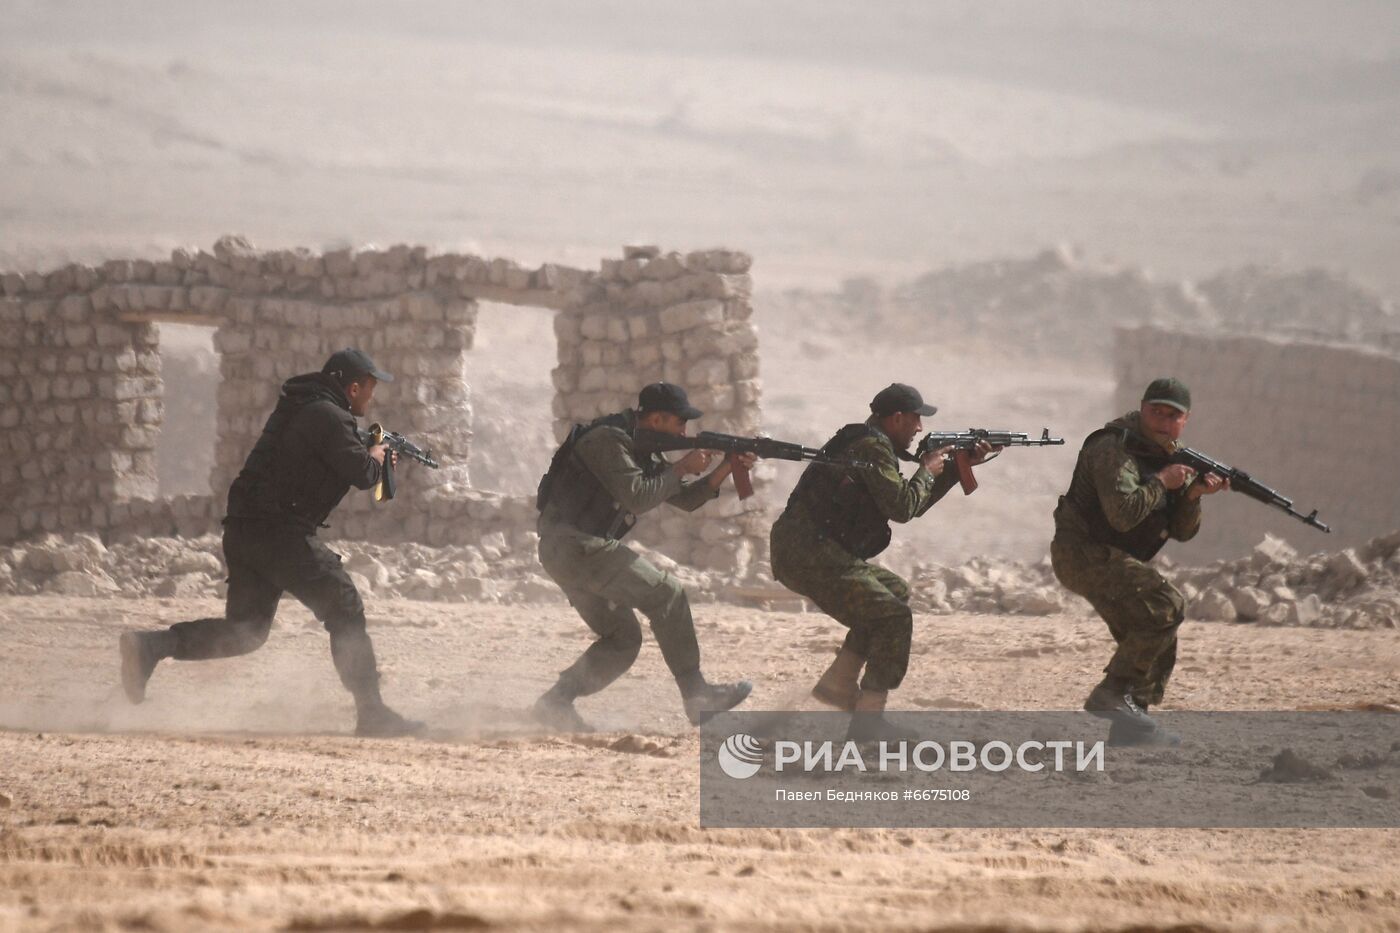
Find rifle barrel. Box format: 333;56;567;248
1174;446;1329;533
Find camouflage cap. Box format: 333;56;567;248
1142;377;1191;413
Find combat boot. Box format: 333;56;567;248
118;630;174;704
1083;676;1157;731
681;677;753;725
331;629;423;737
845;689;921;744
811;648;862;711
355;702;425;738
1107;719;1181;747
532;685;595;733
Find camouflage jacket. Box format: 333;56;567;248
538;410;718;542
780;418;958;558
1054;411;1201;559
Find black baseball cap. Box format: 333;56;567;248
638;382;703;420
1142;377;1190;413
870;383;937;417
322;348;394;383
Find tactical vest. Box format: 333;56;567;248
536;411;666;540
788;423;893;559
1064;425;1180;561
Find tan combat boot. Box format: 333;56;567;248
846;688;921;743
811;648;863;711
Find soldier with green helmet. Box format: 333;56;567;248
1051;377;1229;745
770;383;996;742
532;382;756;731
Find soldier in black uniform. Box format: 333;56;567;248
118;348;422;737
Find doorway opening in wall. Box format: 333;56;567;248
155;322;219;496
467;302;558;497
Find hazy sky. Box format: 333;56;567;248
3;1;1397;289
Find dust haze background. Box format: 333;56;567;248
7;0;1395;567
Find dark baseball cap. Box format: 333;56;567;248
322;348;393;383
870;383;938;417
1142;377;1190;413
637;382;703;420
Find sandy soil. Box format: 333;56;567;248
2;594;1398;931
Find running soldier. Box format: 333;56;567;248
118;349;422;737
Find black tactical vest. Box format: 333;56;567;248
536;411;667;540
789;423;894;559
1065;425;1180;561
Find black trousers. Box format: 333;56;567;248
165;519;381;704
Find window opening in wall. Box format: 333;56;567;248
467;302;557;497
155;322;219;496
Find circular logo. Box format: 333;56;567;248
717;733;764;779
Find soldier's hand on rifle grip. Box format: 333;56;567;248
715;451;758;496
1156;463;1195;490
675;448;715;477
1186;472;1229;500
920;444;956;475
369;444;390;466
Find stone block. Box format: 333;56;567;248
1230;586;1271;621
659;299;724;334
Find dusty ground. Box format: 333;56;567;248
2;595;1398;931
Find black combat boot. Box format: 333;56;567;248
331;630;424;738
355;703;426;738
532;683;595;733
679;674;753;725
1106;700;1181;747
118;630;175;704
1083;676;1157;732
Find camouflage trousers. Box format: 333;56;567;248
538;530;701;697
770;510;913;692
1050;532;1186;707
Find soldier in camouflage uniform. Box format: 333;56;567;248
533;382;756;731
1051;377;1228;745
770;383;996;742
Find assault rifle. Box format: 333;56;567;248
1171;446;1330;533
913;427;1064;495
633;429;869;500
367;422;440;502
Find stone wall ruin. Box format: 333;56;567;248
1114;325;1400;561
0;237;766;576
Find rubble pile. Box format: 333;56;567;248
907;555;1065;617
0;532;720;605
898;530;1400;629
1164;531;1400;630
4;530;1398;629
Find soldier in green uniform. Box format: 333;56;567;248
532;382;756;731
770;383;996;742
1051;377;1228;745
